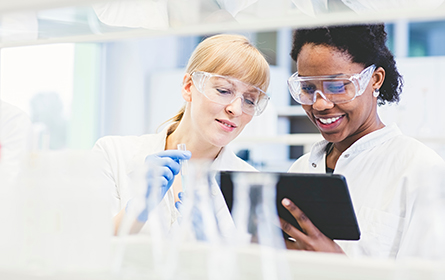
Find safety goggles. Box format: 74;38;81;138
191;71;270;116
287;65;376;105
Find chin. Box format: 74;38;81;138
215;140;231;148
321;132;343;143
211;137;233;148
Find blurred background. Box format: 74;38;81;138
2;0;445;172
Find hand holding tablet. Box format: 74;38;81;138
280;198;346;253
219;171;360;241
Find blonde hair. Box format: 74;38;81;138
165;34;270;135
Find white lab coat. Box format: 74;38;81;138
93;125;256;235
0;101;32;184
288;124;445;259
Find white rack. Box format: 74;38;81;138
1;0;445;48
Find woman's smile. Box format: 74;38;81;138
298;44;382;150
317;115;343;125
216;118;237;132
312;114;345;133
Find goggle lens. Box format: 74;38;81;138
288;65;376;105
192;72;269;116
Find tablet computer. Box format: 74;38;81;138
218;171;360;240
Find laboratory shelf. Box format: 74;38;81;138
276;105;307;117
2;0;445;48
234;132;322;146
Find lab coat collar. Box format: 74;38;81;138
125;124;233;175
210;146;235;171
308;123;402;165
125;125;169;175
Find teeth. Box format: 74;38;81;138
319;116;341;124
221;122;234;128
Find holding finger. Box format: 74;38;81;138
145;150;191;200
280;198;345;254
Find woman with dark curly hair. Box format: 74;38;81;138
281;24;445;259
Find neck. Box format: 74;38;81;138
337;117;385;154
165;122;222;160
327;118;385;169
326;145;342;170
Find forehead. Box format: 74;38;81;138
210;74;258;89
296;44;362;77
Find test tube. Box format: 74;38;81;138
177;143;188;193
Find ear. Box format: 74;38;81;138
182;73;193;102
372;66;385;91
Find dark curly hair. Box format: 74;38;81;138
290;24;402;105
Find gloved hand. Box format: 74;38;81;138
175;191;184;211
131;150;191;222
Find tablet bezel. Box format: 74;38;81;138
218;171;360;241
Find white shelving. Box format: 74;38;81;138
276;105;307;117
2;0;445;48
235;132;322;147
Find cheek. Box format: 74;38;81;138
240;114;253;127
302;105;312;114
350;96;371;116
302;105;315;121
338;100;367;126
196;96;219;115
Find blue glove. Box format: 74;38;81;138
136;150;191;222
175;191;184;211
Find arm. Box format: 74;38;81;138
115;150;191;235
280;198;345;254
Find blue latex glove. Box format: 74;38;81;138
175;191;184;211
134;150;191;222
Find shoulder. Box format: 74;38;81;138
384;134;444;166
94;134;141;151
364;124;443;165
94;134;144;148
0;101;32;143
288;153;311;173
214;146;257;172
93;133;159;160
0;101;31;129
1;101;26;116
1;101;27;117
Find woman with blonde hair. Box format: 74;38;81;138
93;34;270;235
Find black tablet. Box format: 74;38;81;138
218;171;360;240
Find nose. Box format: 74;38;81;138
225;97;244;116
312;90;334;111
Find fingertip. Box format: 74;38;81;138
183;150;191;159
172;166;180;175
282;198;291;207
178;191;184;200
175;201;182;210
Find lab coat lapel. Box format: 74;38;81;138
125;127;169;175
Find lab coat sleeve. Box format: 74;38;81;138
396;160;445;260
288;153;313;173
0;102;32;183
92;137;122;216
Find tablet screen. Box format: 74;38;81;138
218;171;360;240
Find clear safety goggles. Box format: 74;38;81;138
287;65;376;105
191;71;270;116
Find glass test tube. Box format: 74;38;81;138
177;143;188;193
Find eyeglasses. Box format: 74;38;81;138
191;71;270;116
287;65;376;105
